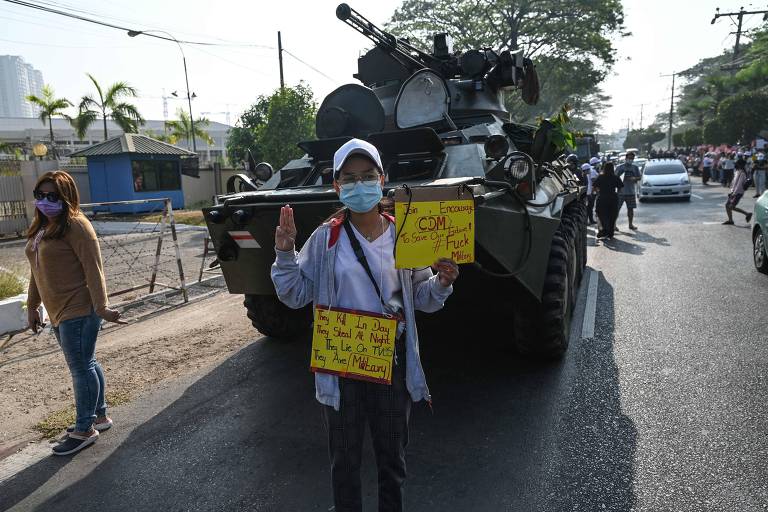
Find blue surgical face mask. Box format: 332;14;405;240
338;180;382;213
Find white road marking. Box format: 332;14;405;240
702;221;723;225
581;269;599;339
692;194;703;199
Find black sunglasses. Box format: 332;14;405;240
33;190;60;202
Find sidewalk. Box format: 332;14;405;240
0;292;256;458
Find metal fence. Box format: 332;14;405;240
0;175;28;236
79;198;189;306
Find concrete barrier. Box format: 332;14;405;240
0;293;27;335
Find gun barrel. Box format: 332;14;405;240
335;3;432;72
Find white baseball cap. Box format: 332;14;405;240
589;157;600;165
333;138;384;179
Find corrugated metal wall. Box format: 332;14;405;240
0;175;28;236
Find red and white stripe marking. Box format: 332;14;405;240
228;231;261;249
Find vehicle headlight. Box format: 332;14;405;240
680;176;689;185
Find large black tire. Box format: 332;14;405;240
513;224;575;359
562;199;588;287
243;294;313;339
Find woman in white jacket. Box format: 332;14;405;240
271;138;458;511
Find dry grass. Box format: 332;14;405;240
0;270;24;301
143;210;206;226
33;390;133;438
97;208;207;227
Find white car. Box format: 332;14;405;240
639;159;691;202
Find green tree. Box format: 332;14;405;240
624;127;665;152
682;127;703;147
72;74;144;140
227;83;317;170
703;119;729;145
733;27;768;91
163;108;215;150
26;84;72;145
675;24;768;132
677;74;731;128
258;84;317;168
226;99;270;168
715;90;768;144
386;0;627;122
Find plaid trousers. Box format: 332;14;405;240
322;337;411;512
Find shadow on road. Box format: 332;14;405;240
0;454;69;511
544;275;638;511
600;236;646;255
629;229;670;246
12;277;636;511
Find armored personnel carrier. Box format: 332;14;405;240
204;4;587;358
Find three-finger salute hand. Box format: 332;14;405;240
275;204;297;251
433;258;459;287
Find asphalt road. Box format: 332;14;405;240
2;177;766;512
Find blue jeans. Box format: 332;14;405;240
53;310;106;432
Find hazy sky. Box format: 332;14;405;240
2;0;765;134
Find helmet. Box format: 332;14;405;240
589;156;600;165
581;163;592;171
566;154;578;164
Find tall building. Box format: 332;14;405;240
0;55;45;118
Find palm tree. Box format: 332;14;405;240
164;108;214;150
72;73;145;140
26;84;72;145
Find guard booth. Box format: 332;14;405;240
70;134;196;213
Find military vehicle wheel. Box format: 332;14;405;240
562;200;587;287
243;295;313;339
513;227;574;359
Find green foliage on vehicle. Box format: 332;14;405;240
542;105;576;153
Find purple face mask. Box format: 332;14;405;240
35;198;64;217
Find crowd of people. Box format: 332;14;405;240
566;144;767;235
566;151;642;241
675;147;765;224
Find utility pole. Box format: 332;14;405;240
711;7;768;69
278;31;285;89
639;104;644;130
661;72;676;150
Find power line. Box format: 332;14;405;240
30;0;265;48
187;45;276;78
1;0;272;48
0;35;128;49
282;49;338;83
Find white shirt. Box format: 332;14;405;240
334;221;403;320
586;166;599;195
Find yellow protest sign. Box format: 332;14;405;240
310;306;398;384
393;186;475;268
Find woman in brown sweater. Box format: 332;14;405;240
26;170;123;456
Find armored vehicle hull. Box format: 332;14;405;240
203;4;587;358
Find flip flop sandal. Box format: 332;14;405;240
52;430;98;456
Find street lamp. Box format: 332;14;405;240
127;29;197;152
